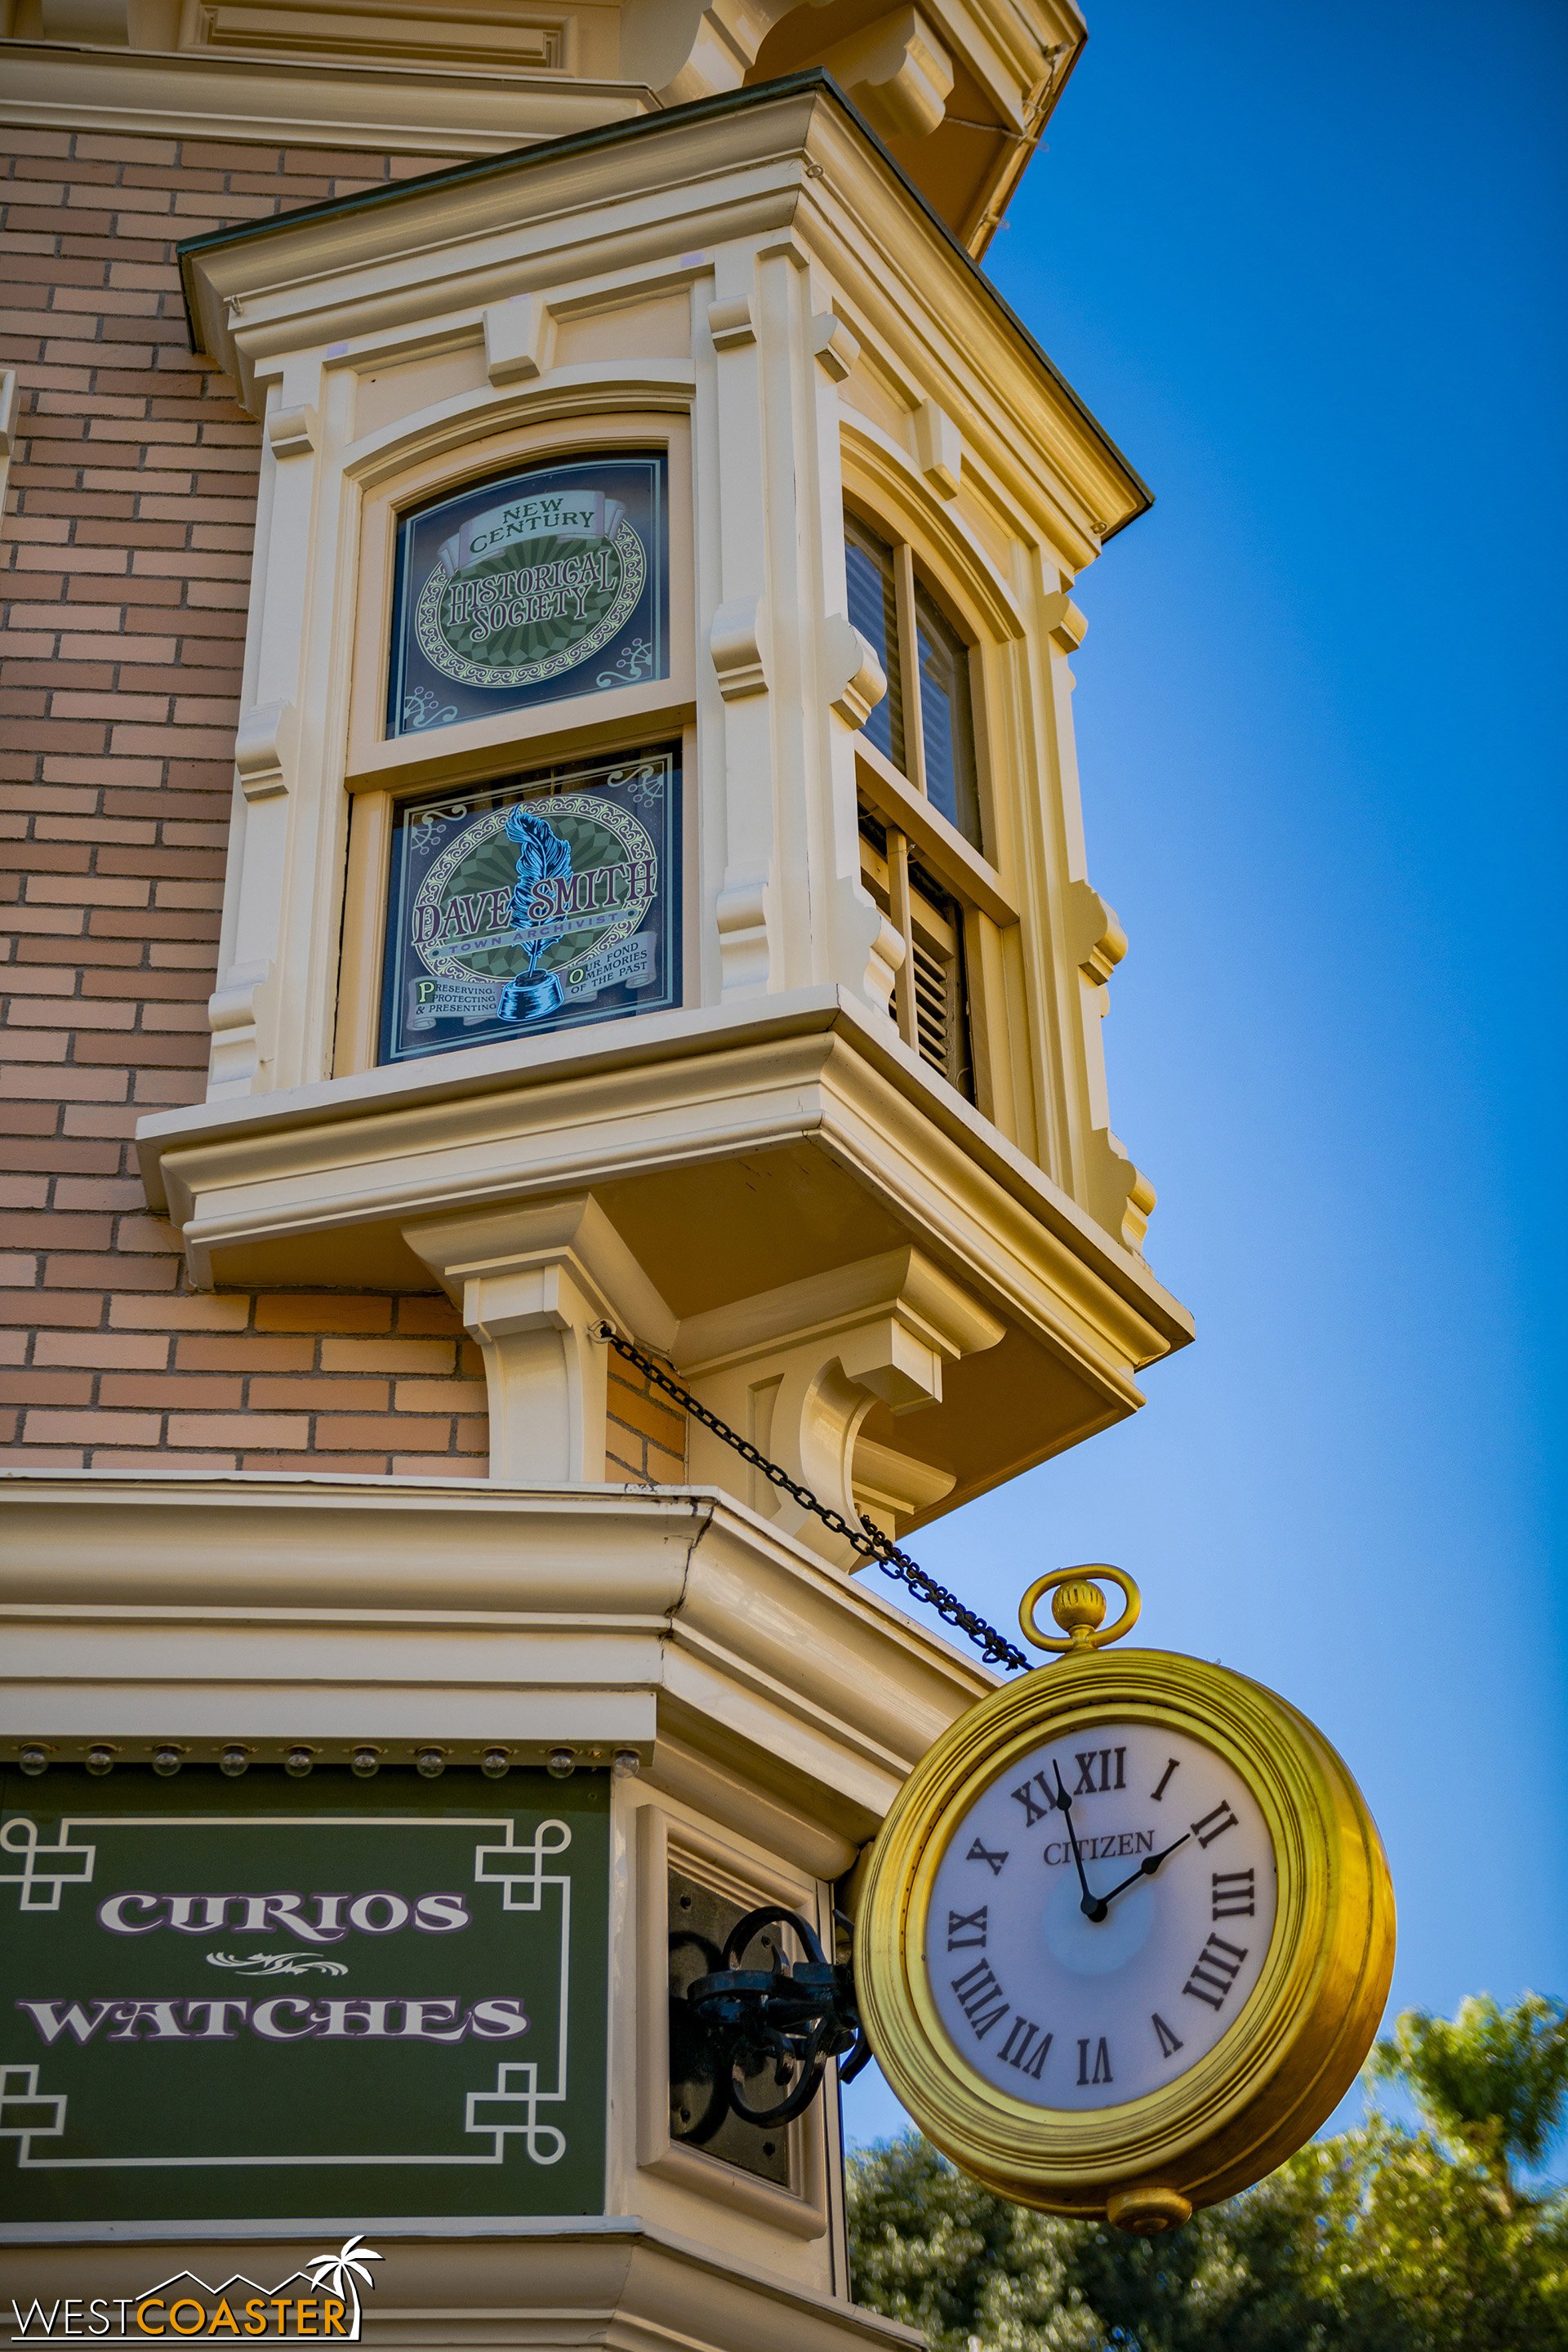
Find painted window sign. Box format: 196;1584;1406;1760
379;747;680;1067
0;1766;609;2232
387;453;667;737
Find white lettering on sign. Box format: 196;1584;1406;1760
14;1994;528;2046
94;1890;470;1940
442;549;617;643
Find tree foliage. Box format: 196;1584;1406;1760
846;1993;1568;2352
1370;1992;1568;2212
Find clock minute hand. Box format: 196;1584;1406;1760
1051;1762;1107;1923
1094;1830;1193;1913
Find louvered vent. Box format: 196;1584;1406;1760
912;938;953;1073
858;801;974;1103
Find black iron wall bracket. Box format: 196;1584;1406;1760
673;1904;872;2140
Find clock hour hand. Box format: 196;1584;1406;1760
1094;1831;1192;1912
1051;1762;1107;1923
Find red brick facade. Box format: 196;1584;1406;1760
0;125;499;1473
605;1352;689;1488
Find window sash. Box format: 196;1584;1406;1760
913;580;981;848
843;513;982;856
844;517;905;773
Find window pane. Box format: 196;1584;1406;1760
844;518;905;771
915;582;981;849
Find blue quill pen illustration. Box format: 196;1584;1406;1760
498;802;573;1022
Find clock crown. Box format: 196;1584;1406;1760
1052;1579;1108;1641
1020;1565;1142;1655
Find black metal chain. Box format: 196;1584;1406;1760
595;1322;1031;1673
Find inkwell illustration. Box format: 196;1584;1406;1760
498;801;573;1023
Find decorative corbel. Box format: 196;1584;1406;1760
232;698;296;804
822;616;886;731
1041;589;1089;653
819;7;955;142
1063;882;1152;1251
709;596;768;700
1088;1137;1158;1258
404;1197;675;1487
485;293;555;385
810;311;861;384
714;867;775;997
706;297;756;352
620;0;795;109
855;1438;957;1538
1067;880;1127;988
206;959;274;1095
675;1248;1003;1568
912;399;962;499
265;404;318;460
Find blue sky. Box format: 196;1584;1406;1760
844;0;1567;2157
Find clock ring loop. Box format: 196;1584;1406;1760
1019;1564;1141;1654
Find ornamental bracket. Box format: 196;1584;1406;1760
670;1904;871;2140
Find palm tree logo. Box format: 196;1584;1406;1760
305;2236;383;2338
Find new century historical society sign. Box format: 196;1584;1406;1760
385;453;668;739
0;1768;609;2234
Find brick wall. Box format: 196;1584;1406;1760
605;1352;688;1486
0;124;491;1473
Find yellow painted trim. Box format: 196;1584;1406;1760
334;786;392;1076
0;40;657;157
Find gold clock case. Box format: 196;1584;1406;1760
853;1646;1396;2218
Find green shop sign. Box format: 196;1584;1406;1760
0;1768;608;2234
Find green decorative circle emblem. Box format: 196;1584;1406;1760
413;484;646;693
408;791;661;1028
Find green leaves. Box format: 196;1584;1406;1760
1370;1992;1568;2207
847;1993;1568;2352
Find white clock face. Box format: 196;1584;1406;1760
926;1722;1277;2109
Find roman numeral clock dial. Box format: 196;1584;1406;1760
927;1722;1276;2109
853;1568;1396;2234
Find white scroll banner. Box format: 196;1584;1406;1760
439;490;627;576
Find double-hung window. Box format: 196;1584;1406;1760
844;514;982;850
844;513;983;1100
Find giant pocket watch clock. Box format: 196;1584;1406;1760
854;1569;1395;2232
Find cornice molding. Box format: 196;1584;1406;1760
800;99;1141;550
174;73;1150;541
0;1472;991;1842
0;38;658;155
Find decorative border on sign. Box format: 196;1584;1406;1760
0;1815;575;2177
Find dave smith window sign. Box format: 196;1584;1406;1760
378;748;680;1067
386;453;668;736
